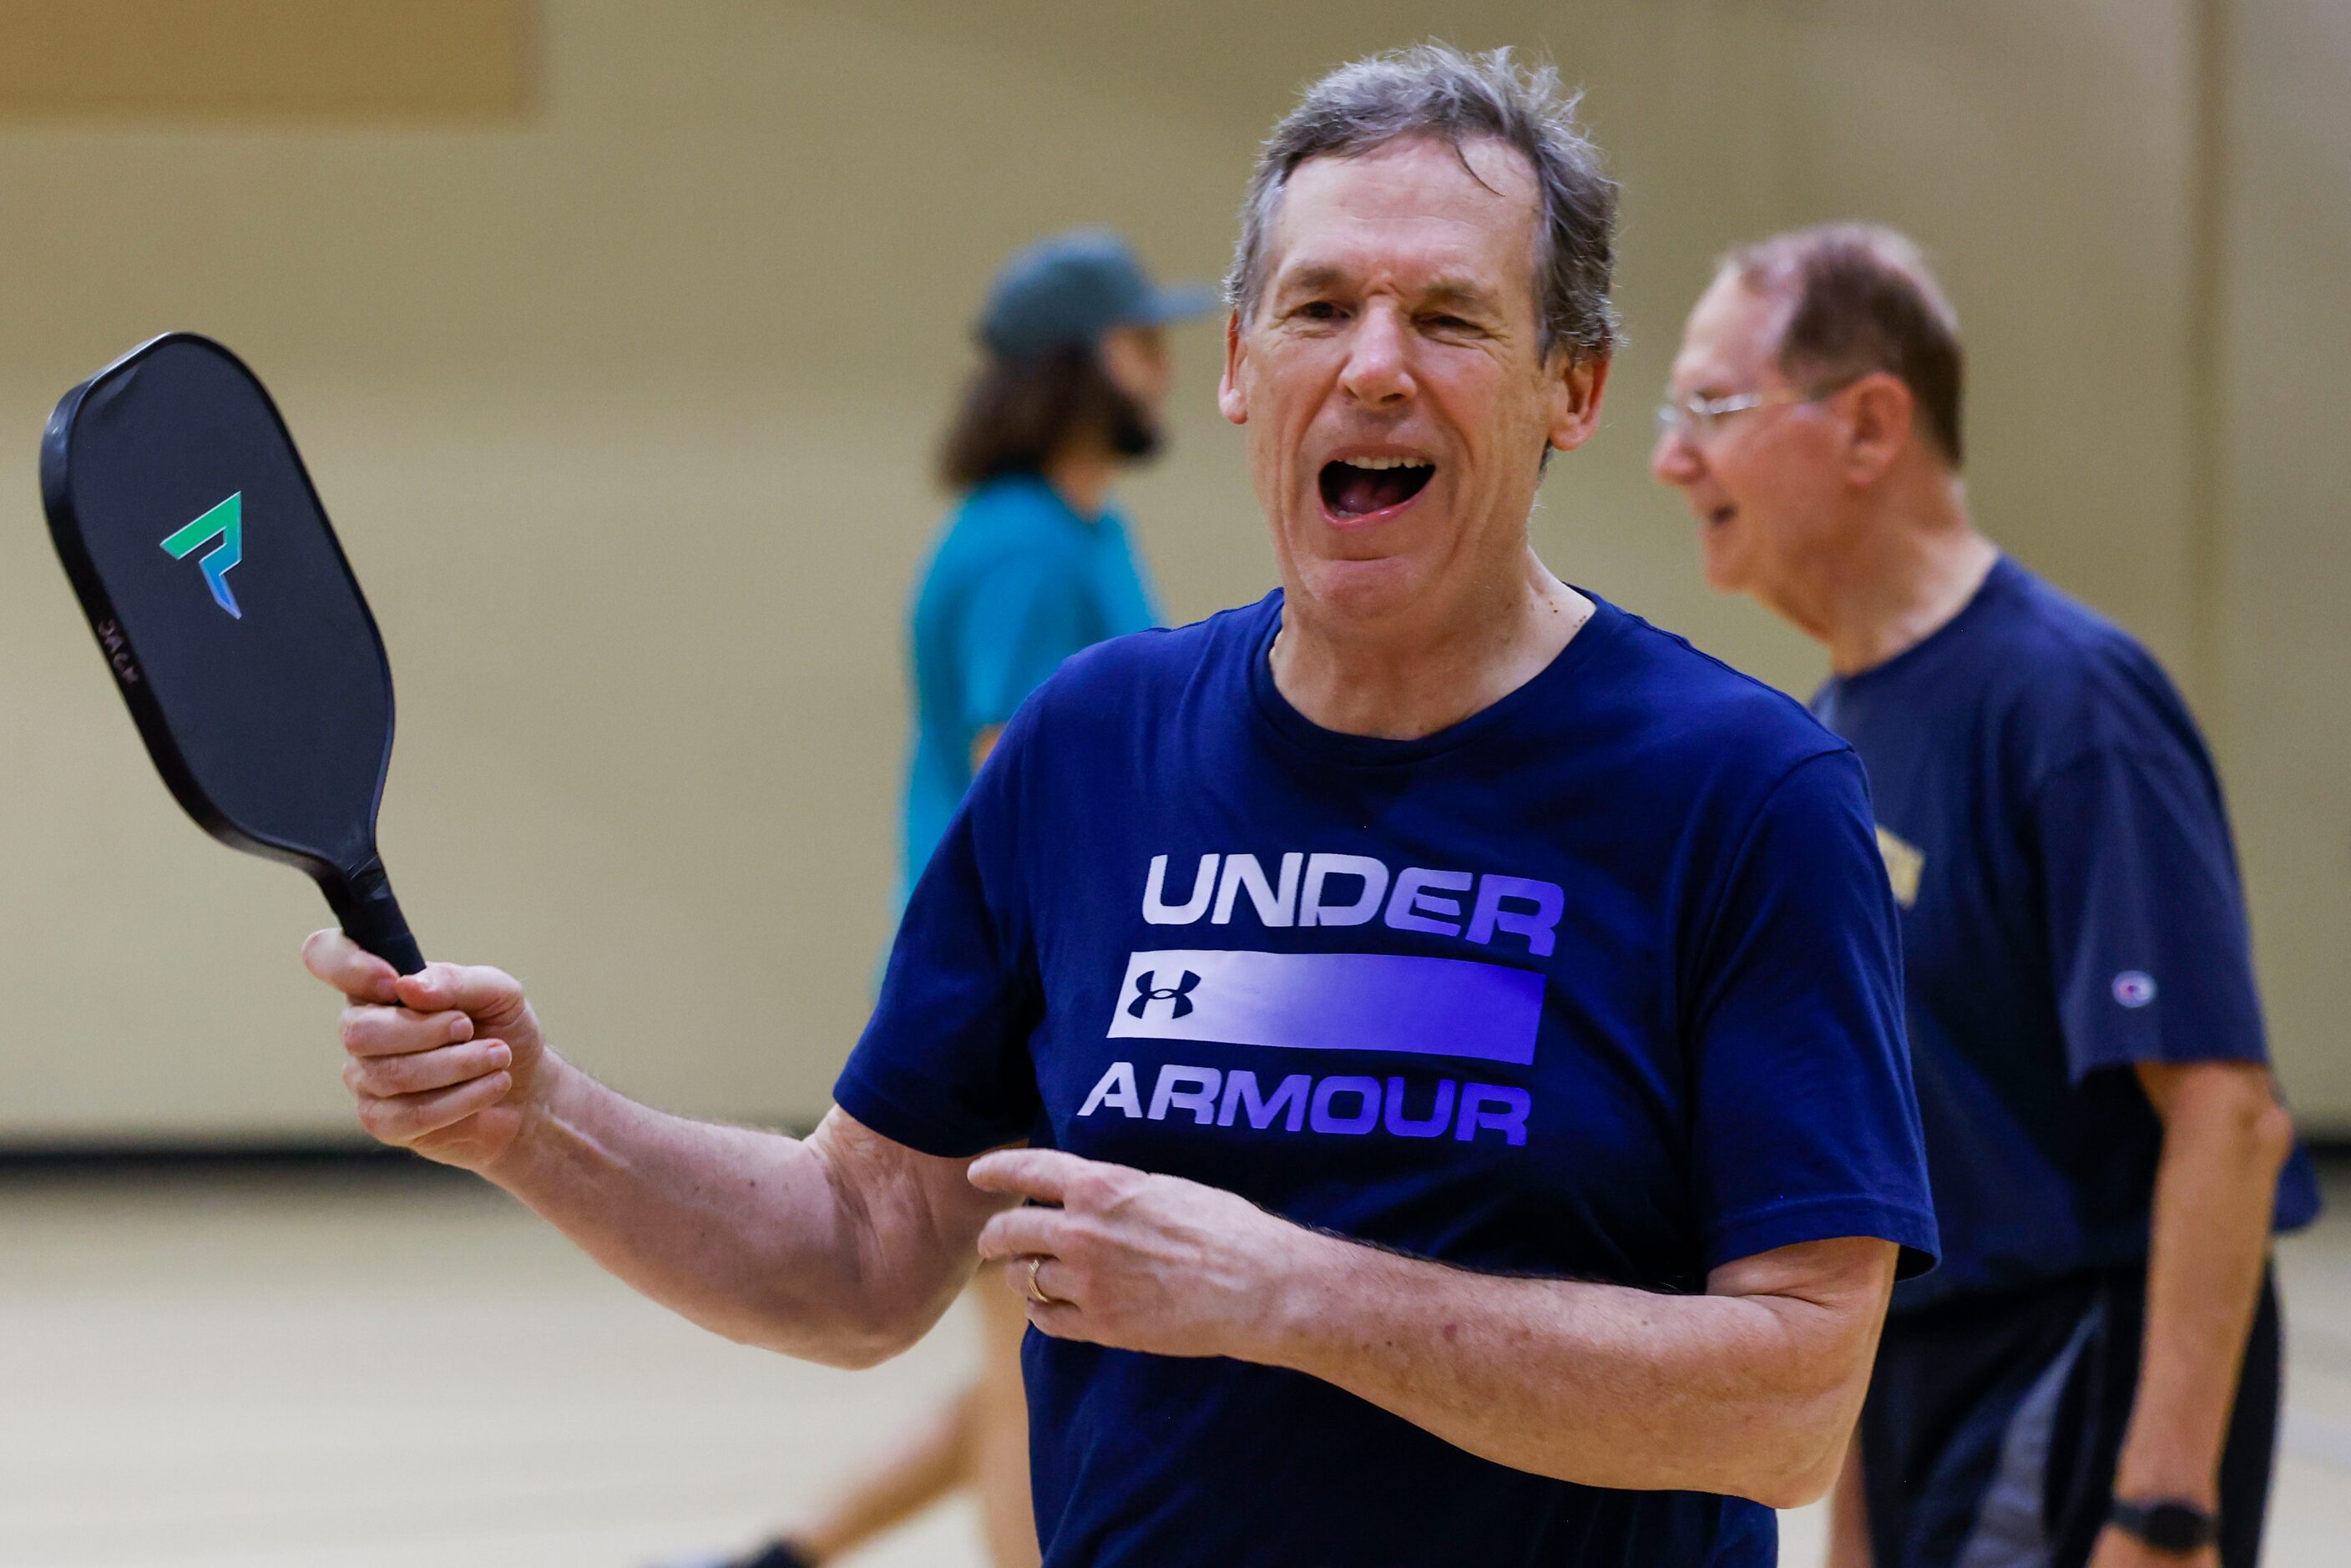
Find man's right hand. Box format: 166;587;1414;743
304;933;994;1367
303;931;550;1171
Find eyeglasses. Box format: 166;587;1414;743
1653;379;1857;443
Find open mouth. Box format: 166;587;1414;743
1320;457;1435;520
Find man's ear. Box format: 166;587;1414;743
1838;372;1915;483
1545;350;1610;453
1217;311;1248;426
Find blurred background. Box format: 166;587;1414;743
0;2;2344;1564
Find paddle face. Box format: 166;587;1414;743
42;333;422;971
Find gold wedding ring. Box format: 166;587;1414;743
1026;1255;1064;1307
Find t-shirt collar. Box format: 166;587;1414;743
1828;554;2020;695
1244;587;1624;766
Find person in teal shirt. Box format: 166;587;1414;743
902;230;1211;894
657;232;1208;1568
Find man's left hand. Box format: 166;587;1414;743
2085;1525;2219;1568
969;1147;1320;1360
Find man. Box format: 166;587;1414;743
309;48;1936;1565
674;232;1207;1568
904;230;1209;890
1651;224;2318;1568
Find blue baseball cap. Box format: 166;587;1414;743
977;229;1217;358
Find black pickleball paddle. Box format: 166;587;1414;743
41;332;426;974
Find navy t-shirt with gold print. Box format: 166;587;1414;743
840;589;1938;1566
1813;556;2319;1315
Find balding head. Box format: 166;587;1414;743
1722;224;1964;466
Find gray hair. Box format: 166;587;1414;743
1721;224;1965;466
1224;43;1620;361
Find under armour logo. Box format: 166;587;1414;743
1126;969;1201;1021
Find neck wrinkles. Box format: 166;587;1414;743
1801;478;1995;676
1271;549;1593;740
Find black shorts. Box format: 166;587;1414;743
1858;1266;2282;1568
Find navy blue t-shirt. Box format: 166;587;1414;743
1813;557;2319;1315
840;589;1939;1567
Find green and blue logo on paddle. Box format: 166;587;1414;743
161;492;244;619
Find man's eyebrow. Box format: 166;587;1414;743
1418;279;1503;313
1270;267;1504;313
1272;263;1350;296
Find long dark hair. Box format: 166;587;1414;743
936;343;1155;490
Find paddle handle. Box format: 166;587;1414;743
324;856;426;976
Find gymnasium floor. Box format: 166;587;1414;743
3;1161;2347;1566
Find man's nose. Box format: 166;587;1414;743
1650;422;1702;487
1338;305;1415;408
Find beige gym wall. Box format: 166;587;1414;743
0;0;2340;1140
2220;0;2351;1141
0;2;532;119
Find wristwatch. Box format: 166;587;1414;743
2108;1497;2218;1555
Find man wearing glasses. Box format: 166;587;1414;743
1652;222;2318;1568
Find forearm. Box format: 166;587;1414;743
487;1055;972;1365
969;1151;1889;1503
1262;1232;1888;1506
2115;1066;2295;1500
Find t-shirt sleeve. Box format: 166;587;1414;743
2033;747;2269;1080
1686;750;1940;1277
956;552;1095;732
834;707;1046;1157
